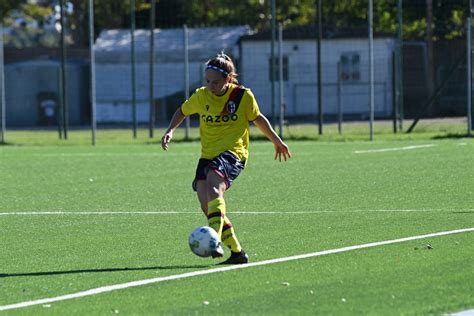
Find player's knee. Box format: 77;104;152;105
206;171;226;199
206;184;219;200
205;182;222;200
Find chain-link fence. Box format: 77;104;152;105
0;0;472;143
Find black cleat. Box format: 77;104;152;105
211;243;224;258
218;250;249;265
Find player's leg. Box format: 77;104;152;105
205;170;227;238
221;217;242;253
192;161;224;258
195;180;208;216
206;152;248;264
193;158;212;216
198;177;242;254
195;179;224;258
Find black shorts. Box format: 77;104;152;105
192;151;245;191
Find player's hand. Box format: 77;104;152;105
274;142;292;162
161;131;173;151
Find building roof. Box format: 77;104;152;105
240;24;393;41
94;25;252;63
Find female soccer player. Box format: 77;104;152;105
161;52;291;264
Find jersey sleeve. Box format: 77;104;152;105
181;89;202;116
244;89;261;121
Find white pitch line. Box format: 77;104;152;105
0;211;196;216
33;152;198;157
1;209;471;216
233;209;473;214
31;151;283;158
1;227;473;312
353;144;436;154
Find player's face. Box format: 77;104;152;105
205;70;230;96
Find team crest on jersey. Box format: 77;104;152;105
227;101;236;114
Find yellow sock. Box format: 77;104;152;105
221;216;242;253
207;198;226;239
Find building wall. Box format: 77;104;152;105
240;38;395;118
95;62;203;123
4;60;87;127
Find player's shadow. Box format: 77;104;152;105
431;133;473;139
0;265;211;278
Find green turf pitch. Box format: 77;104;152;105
1;139;473;315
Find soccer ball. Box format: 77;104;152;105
188;226;220;257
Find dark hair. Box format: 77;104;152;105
206;52;239;84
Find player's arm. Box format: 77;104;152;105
252;114;292;161
161;107;186;151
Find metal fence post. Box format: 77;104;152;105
337;61;343;135
317;0;323;135
184;24;190;140
89;0;97;145
467;17;472;136
0;19;5;144
149;0;156;139
368;0;375;141
270;0;276;128
59;0;68;140
397;0;404;131
278;23;284;139
57;66;64;139
131;0;137;138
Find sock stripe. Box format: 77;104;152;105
222;223;233;232
207;212;224;219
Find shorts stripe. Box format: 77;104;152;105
208;166;226;180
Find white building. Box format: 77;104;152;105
239;26;396;119
94;26;251;123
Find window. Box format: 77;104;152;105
269;56;289;81
340;52;360;82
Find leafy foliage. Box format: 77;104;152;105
1;0;471;47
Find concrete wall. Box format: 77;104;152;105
240;38;395;118
95;62;203;123
4;60;88;127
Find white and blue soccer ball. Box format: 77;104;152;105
188;226;220;257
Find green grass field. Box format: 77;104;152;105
1;117;471;145
1;126;473;315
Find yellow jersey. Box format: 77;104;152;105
181;84;261;161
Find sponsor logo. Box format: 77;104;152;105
201;114;238;123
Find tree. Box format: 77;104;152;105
0;0;21;19
4;0;471;48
